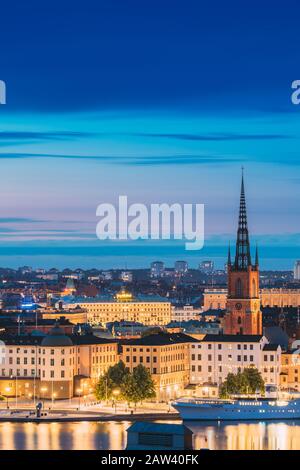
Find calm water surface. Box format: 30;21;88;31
1;420;300;450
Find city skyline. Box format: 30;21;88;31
0;1;300;270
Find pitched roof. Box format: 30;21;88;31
201;334;263;343
263;344;280;351
121;332;199;346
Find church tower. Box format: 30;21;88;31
224;171;262;335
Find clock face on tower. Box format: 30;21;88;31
235;302;242;310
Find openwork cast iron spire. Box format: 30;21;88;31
234;169;252;270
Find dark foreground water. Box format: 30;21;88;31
1;420;300;450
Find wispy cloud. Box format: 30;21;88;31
0;152;237;166
124;132;292;142
0;217;48;223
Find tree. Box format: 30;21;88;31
95;361;129;401
243;367;265;394
122;364;156;405
219;367;264;398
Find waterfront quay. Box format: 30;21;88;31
0;398;179;422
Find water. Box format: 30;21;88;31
1;420;300;450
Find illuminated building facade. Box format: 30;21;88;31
66;291;172;326
190;334;281;387
280;352;300;391
0;324;118;399
121;333;197;401
204;288;300;310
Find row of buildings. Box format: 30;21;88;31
203;288;300;310
0;325;295;402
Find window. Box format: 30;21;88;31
252;279;257;297
236;278;242;297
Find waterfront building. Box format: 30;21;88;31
0;324;118;400
224;173;262;335
280;351;300;391
189;334;281;388
120;332;198;401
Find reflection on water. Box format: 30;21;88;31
189;421;300;450
1;420;300;450
0;421;130;450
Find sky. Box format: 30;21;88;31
0;0;300;269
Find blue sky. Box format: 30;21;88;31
0;0;300;269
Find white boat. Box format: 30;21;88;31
172;397;300;421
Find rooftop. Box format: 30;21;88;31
201;334;264;343
121;332;198;346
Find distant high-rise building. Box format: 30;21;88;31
294;261;300;280
150;261;165;278
174;261;188;274
120;271;133;282
199;261;214;274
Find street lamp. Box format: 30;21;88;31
52;392;57;407
5;386;11;409
40;387;47;409
77;388;82;410
112;388;120;413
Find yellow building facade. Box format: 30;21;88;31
280;352;300;391
66;296;172;326
120;333;198;401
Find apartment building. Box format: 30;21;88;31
120;332;198;401
189;334;281;388
0;324;118;399
280;351;300;391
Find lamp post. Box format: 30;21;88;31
52;392;57;408
40;387;47;409
11;375;18;409
5;386;11;409
77;388;82;410
112;388;120;413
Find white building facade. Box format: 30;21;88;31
190;334;281;388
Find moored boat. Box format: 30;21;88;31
172;397;300;421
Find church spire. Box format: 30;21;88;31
227;242;232;267
234;168;252;270
255;243;259;267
